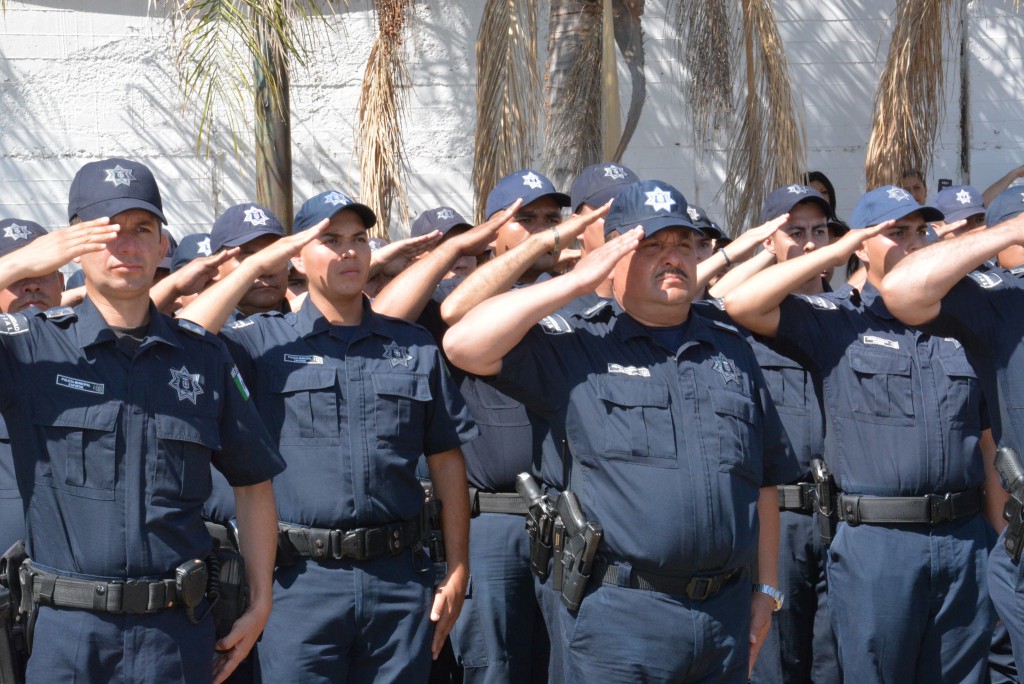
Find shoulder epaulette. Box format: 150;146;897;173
43;306;76;319
1008;265;1024;279
177;319;206;337
795;293;839;310
579;300;613;321
711;319;739;334
0;313;30;336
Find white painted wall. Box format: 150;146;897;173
1;0;1022;240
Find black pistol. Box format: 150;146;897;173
810;459;837;545
996;447;1024;562
555;490;602;611
516;473;556;580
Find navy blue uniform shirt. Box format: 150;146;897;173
221;297;478;529
0;298;284;578
487;300;798;576
0;416;24;549
775;282;985;497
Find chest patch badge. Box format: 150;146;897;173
608;363;651;378
862;335;899;350
56;374;104;395
711;353;741;385
383;341;413;368
168;365;205;404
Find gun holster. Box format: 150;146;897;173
811;459;838;545
208;544;249;641
555;491;603;612
0;542;27;683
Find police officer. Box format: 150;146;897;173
178;189;477;682
410;207;476;281
725;185;995;683
0;158;284;683
881;186;1024;675
932;185;987;241
444;179;797;682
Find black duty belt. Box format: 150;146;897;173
591;560;741;600
837;487;983;526
278;519;421;562
21;561;181;615
469;488;529;517
777;483;815;513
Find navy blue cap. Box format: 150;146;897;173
171;233;213;273
985;187;1024;229
210;203;285;253
294;190;377;232
685;205;724;240
569;163;640;213
68;157;166;224
484;170;570;219
603;180;703;238
849;185;943;229
65;268;85;290
158;234;178;270
0;218;47;259
759;184;833;224
411;207;472;238
934;185;985;224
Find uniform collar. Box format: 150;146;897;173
75;296;182;350
857;281;894;320
293;295;385;342
610;299;716;347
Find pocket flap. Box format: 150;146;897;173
596;376;670;408
156;414;221;451
372;373;432;401
938;354;977;379
270;368;337;394
709;388;756;423
34;401;119;432
847;348;912;376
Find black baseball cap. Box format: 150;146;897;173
68;157;166;224
569;163;640;213
484;170;570;220
411;207;472;238
934;185;985;224
0;219;48;259
603;180;703;238
684;205;724;240
210;204;285;253
171;233;213;273
985;187;1024;229
294;190;377;232
759;184;833;224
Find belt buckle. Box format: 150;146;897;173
363;527;387;558
929;492;954;524
338;529;367;560
686;576;713;601
122;579;150;615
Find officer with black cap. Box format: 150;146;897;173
410;207;476;281
178;188;477;683
0;158;284;683
445;179;797;682
933;185;987;241
882;185;1024;676
727;185;995;683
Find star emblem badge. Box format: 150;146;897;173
436;208;455;220
168;365;205;405
104;165;136;188
196;237;212;256
787;184;807;195
243;206;270;226
2;224;31;241
686;206;701;222
710;353;740;385
383;341;413;368
323;191;351;207
644;187;676;213
603;165;627;180
955;189;972;205
521;172;543;190
887;187;912;202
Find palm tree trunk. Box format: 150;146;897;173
255;19;293;233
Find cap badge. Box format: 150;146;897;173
887;187;912;202
786;184;807;195
104;164;136;188
436;208;455;220
3;223;31;241
521;172;543;190
196;237;212;256
644;187;676;213
168;365;204;405
323;191;351;207
955;189;972;205
603;165;627;180
243;206;270;226
686;206;700;221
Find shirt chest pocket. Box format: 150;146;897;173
372;373;432;452
758;356;808;416
709;388;761;483
153;414;220;504
34;401;120;501
938;354;980;426
594;376;677;466
846;347;915;425
471;380;530;428
269;368;341;446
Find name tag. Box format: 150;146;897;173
862;335;899;350
56;374;105;395
284;354;324;365
608;363;651;378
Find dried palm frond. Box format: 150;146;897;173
160;0;326;156
473;0;540;221
722;0;805;234
357;0;413;239
609;0;645;162
601;0;622;159
543;0;603;192
671;0;733;152
864;0;953;189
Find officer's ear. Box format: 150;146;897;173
763;234;777;256
291;252;308;276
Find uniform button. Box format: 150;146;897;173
96;585;105;595
315;539;324;548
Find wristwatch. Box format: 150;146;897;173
753;583;784;612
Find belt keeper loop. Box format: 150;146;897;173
616;561;632;588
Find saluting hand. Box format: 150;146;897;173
370;231;444;277
565;226;644;296
170;247;240;297
828;220;892;265
449;198;523;257
6;217;120;280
